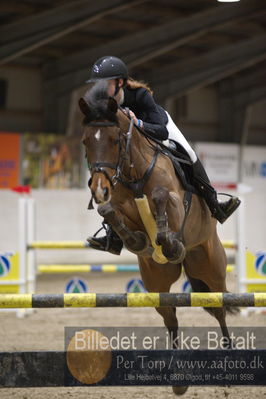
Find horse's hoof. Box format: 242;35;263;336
156;232;165;246
124;231;148;253
163;240;186;264
172;385;189;395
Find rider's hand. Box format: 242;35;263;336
123;108;138;125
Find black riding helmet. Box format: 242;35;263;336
87;56;128;82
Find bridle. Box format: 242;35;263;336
84;116;159;205
85;119;129;189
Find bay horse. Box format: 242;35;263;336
79;83;232;395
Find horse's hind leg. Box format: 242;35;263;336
184;234;232;345
187;275;230;345
152;186;185;263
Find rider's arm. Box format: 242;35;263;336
136;89;169;140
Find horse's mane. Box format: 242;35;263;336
82;81;118;124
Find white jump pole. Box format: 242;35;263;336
0;200;28;317
18;198;27;295
18;198;28;317
26;198;36;294
236;195;246;294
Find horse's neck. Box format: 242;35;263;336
118;115;151;177
129;127;154;179
133;128;152;154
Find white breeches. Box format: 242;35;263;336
163;111;197;163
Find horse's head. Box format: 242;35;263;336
79;82;125;205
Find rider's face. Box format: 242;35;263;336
107;79;123;98
107;79;116;96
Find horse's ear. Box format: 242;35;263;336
108;97;118;114
79;98;91;117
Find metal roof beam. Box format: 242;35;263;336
43;0;265;85
0;0;147;65
148;34;266;102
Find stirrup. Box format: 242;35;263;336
87;223;123;255
87;223;111;251
92;222;108;238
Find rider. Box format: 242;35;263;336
86;56;241;255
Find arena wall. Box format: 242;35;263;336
0;188;265;265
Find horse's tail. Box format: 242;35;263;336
223;301;240;315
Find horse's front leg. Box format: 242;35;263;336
152;186;186;263
98;202;149;254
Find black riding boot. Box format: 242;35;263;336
192;159;241;224
87;223;123;255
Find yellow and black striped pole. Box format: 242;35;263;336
0;293;265;308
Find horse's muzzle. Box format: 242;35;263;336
91;182;111;204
